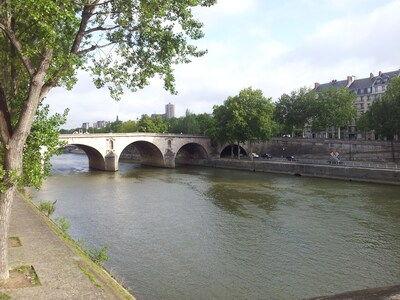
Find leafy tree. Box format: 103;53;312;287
168;117;183;133
210;103;236;156
110;116;123;133
153;115;168;133
137;114;158;133
212;87;275;158
312;87;357;138
196;113;213;135
359;77;400;160
274;87;316;137
120;120;138;133
168;114;202;135
355;112;371;138
0;0;215;280
380;77;400;137
182;114;201;134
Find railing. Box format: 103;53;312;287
274;157;400;170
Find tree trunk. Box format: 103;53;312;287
0;77;43;280
0;186;16;280
0;145;24;280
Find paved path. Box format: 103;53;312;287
1;195;134;299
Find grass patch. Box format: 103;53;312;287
8;236;22;247
78;264;102;288
0;292;11;300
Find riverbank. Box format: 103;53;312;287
207;158;400;185
0;193;135;299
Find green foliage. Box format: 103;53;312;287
275;86;356;137
77;239;110;266
274;87;316;136
211;87;276;149
137;114;159;132
55;217;70;234
0;292;11;300
85;0;217;100
21;105;68;189
88;245;110;266
120;120;138;133
311;87;357;132
38;200;57;217
78;264;102;288
360;77;400;139
110;117;123;133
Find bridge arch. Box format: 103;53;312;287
65;144;105;170
175;142;209;166
220;144;247;158
119;141;165;168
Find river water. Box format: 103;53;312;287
32;154;400;300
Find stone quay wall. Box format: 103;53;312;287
205;159;400;186
250;138;400;162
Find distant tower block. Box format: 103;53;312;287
165;102;175;119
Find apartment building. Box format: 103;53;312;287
313;69;400;139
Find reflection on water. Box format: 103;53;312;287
206;181;278;217
33;154;400;300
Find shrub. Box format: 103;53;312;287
38;200;57;217
55;217;70;233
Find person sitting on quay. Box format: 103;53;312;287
330;149;340;164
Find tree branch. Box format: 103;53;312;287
76;42;114;57
70;1;100;54
0;83;12;146
85;24;119;34
12;49;53;148
0;21;35;78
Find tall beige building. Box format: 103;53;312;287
165;102;175;119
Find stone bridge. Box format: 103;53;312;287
59;133;219;171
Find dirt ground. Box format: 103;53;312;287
0;266;39;289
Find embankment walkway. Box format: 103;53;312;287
1;195;134;299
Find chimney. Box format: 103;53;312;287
379;71;382;76
346;76;353;87
314;82;320;89
370;72;374;79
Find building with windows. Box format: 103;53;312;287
93;120;110;129
165;102;175;119
313;69;400;139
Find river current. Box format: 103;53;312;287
32;153;400;300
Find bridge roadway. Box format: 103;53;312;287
59;133;218;171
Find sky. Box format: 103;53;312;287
45;0;400;129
